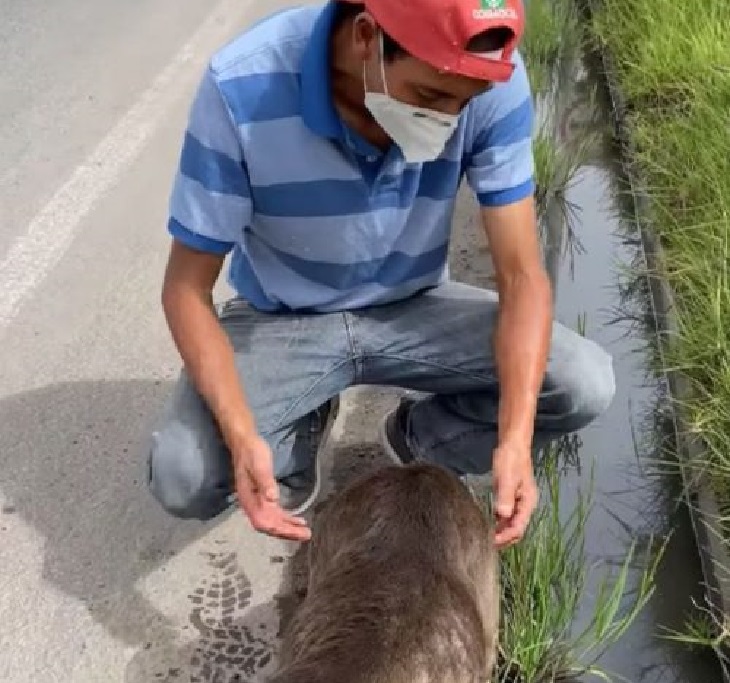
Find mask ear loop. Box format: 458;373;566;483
378;31;389;97
362;29;389;98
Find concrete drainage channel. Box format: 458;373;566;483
518;13;730;676
595;41;730;682
528;52;723;679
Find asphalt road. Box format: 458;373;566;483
0;2;326;681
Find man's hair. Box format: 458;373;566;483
333;1;513;62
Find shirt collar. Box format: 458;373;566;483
300;2;343;140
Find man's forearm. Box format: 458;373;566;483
162;286;257;450
494;268;553;448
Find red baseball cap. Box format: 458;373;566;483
341;0;525;82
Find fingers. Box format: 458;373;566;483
494;480;539;549
252;508;312;542
493;467;518;521
236;471;311;542
494;519;522;548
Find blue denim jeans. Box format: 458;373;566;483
148;281;615;519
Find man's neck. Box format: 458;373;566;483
329;21;391;151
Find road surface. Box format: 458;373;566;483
0;2;485;681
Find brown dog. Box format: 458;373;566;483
269;462;500;683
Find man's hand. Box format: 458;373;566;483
231;433;312;542
491;441;539;548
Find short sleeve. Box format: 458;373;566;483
463;52;535;208
167;66;252;254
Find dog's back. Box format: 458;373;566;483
270;463;499;683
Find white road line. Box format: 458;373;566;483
0;0;249;330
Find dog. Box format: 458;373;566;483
268;462;500;683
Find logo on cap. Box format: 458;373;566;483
473;0;518;20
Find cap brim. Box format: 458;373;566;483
453;53;516;82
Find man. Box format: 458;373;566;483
148;0;615;548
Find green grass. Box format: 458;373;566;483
532;113;597;257
590;1;730;546
590;0;730;113
660;603;730;666
484;447;665;682
523;0;599;274
521;0;583;96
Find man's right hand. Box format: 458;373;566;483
232;432;312;542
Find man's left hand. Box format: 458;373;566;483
491;441;539;548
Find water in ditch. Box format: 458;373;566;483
531;55;723;682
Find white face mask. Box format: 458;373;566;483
363;33;459;164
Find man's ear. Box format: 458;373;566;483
351;12;379;62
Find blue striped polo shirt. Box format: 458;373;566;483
167;1;535;313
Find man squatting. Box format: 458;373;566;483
147;0;616;547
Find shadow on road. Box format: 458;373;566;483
0;380;208;650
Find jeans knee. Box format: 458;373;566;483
147;426;230;521
569;341;616;428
